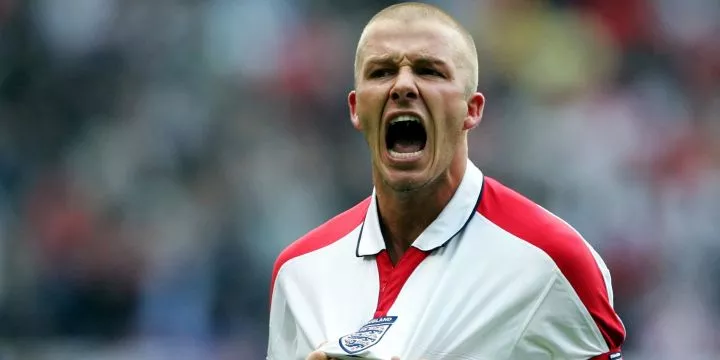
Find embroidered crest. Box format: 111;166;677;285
338;316;397;354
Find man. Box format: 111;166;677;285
267;2;626;359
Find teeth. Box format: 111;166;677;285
389;115;421;125
389;149;424;159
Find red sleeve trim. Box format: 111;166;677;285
269;197;371;300
477;177;625;350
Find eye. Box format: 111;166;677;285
368;68;395;79
416;67;444;78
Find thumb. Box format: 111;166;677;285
306;350;329;360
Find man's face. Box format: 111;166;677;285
349;19;484;192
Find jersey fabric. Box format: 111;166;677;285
267;160;626;360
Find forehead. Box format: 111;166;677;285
358;19;465;66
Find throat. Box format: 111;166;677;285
374;164;466;265
378;197;442;265
381;226;420;266
385;120;427;154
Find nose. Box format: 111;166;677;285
390;67;418;102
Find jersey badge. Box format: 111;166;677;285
338;316;397;354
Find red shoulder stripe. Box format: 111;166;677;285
477;177;625;350
270;197;371;300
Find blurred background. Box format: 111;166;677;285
0;0;718;359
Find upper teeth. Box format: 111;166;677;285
390;115;421;125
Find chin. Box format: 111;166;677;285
381;169;431;193
386;181;421;193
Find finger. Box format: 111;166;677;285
305;350;329;360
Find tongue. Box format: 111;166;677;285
392;139;423;153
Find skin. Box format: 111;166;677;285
349;18;485;265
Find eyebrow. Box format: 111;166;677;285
414;56;450;69
363;55;400;68
363;54;450;68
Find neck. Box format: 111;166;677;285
375;154;467;264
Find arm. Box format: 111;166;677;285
510;264;625;359
267;281;297;360
267;290;328;360
267;259;313;360
267;256;324;359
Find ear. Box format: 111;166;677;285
348;90;362;131
463;92;485;131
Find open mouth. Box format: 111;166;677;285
385;115;427;159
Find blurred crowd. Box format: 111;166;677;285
0;0;718;359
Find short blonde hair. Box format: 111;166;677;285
354;2;479;97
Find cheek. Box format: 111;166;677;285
358;113;380;136
356;86;387;108
429;95;466;134
356;89;387;132
430;96;467;154
444;97;469;130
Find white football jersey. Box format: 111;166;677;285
267;160;625;360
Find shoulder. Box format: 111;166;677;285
270;196;371;293
477;176;602;280
477;176;624;349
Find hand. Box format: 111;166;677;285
306;340;336;360
305;350;333;360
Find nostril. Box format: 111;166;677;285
391;90;417;101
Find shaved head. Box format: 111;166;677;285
354;2;479;96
